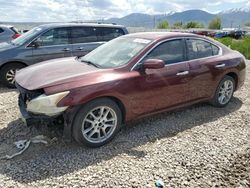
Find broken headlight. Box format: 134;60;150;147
26;91;70;116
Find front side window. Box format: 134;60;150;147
0;28;4;33
36;28;70;46
71;27;98;44
144;39;185;64
12;26;43;46
186;39;215;60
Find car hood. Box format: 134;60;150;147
0;42;17;52
16;57;105;91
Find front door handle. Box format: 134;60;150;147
176;70;189;76
215;63;225;68
76;47;84;51
62;48;70;52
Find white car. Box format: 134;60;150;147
0;25;20;43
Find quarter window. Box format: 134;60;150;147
36;28;70;46
144;39;185;64
212;44;220;55
186;39;217;60
97;27;125;41
71;27;98;43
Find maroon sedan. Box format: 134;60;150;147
15;32;246;147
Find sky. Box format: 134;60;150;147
0;0;249;22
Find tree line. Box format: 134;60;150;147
157;17;249;29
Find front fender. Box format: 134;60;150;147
56;83;128;110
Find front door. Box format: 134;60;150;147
129;39;191;116
31;27;72;63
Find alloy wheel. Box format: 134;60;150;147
6;69;17;84
81;106;117;144
218;80;234;105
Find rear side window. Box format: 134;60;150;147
36;28;70;46
97;27;125;41
186;39;214;60
0;28;4;33
145;39;185;64
71;27;98;43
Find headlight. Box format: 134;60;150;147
27;91;69;116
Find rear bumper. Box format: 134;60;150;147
236;64;246;90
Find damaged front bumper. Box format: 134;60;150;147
16;83;68;124
16;83;76;142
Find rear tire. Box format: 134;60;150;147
72;98;122;147
210;75;235;107
0;63;26;88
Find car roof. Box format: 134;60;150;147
38;23;126;29
0;25;13;28
126;32;202;41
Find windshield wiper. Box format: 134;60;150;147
81;59;100;68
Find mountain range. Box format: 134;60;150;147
106;8;250;28
1;7;250;30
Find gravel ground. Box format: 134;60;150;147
0;62;249;188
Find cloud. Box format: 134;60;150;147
0;0;249;22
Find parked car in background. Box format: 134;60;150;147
191;30;216;37
215;29;246;39
15;32;246;147
0;23;128;87
0;25;21;43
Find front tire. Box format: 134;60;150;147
0;63;26;88
210;75;235;107
72;98;122;147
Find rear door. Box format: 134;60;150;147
185;38;223;101
71;27;103;57
31;27;72;63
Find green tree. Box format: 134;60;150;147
157;20;169;29
185;21;204;29
208;17;222;29
245;22;250;27
172;21;183;29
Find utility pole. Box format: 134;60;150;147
154;15;156;28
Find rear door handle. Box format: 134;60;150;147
215;63;225;68
62;48;70;52
176;70;189;76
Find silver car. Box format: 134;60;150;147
0;25;20;43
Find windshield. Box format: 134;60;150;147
11;27;43;46
80;37;152;68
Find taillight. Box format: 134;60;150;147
12;33;21;39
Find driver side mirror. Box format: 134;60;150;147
30;40;41;48
143;59;165;69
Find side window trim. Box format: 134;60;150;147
184;37;222;61
131;37;223;71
